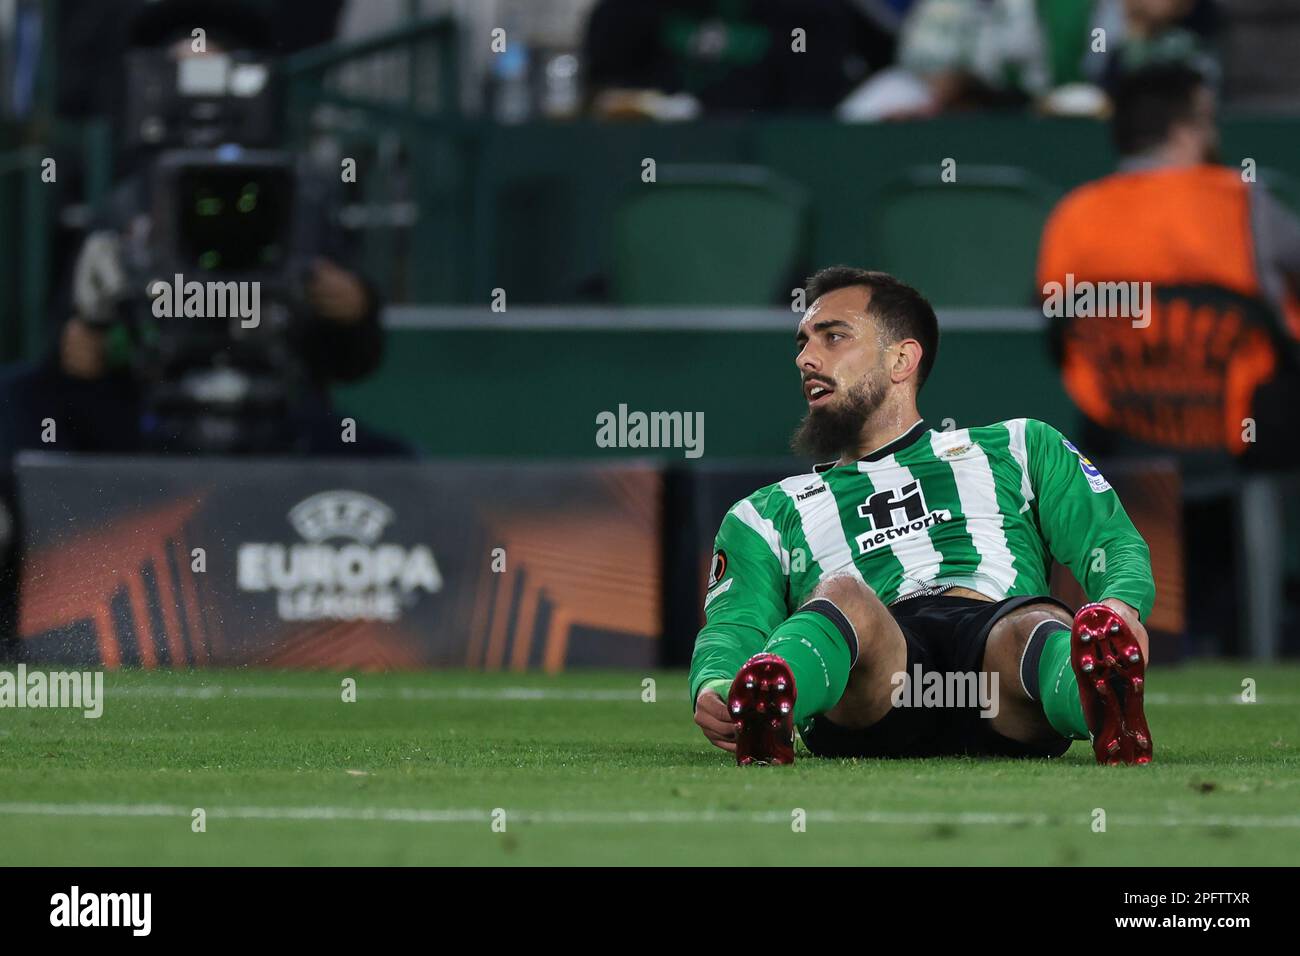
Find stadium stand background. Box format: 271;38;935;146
9;3;1300;457
3;0;1299;662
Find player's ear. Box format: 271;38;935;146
892;339;923;384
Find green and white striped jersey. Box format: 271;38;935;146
689;418;1154;702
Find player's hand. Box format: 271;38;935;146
1101;598;1149;664
59;318;108;380
307;258;369;324
694;689;737;753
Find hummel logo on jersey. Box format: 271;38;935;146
855;481;951;554
795;482;827;501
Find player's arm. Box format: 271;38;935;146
1025;419;1155;646
689;502;790;751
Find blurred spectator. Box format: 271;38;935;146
837;0;1220;122
1038;63;1300;460
1037;63;1300;655
1085;0;1220;94
582;0;891;118
839;0;1064;120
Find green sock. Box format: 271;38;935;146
1037;630;1090;740
763;604;854;724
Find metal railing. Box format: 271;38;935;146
281;16;474;304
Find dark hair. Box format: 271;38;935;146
1111;63;1209;157
804;267;939;389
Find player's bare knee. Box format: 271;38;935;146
803;574;892;635
804;573;874;612
801;575;895;666
800;577;905;723
987;606;1072;699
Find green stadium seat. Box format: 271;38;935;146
864;165;1058;308
611;164;809;306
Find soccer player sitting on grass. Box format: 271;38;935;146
690;268;1155;766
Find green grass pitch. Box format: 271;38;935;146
1;664;1297;865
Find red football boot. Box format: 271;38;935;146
1070;603;1153;765
727;653;797;766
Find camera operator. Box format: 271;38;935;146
0;0;407;460
0;1;408;655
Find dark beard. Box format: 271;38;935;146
791;376;887;461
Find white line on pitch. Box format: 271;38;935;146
107;685;642;702
1146;693;1300;705
100;685;1298;705
0;802;1297;829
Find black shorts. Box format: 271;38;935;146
800;593;1074;760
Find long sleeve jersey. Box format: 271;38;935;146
689;418;1155;703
